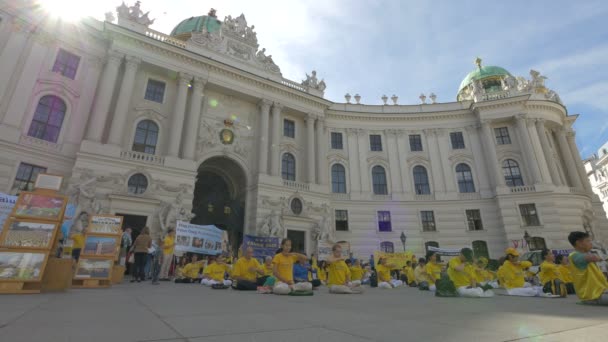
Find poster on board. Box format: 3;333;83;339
0;193;17;228
175;221;225;255
242;235;280;262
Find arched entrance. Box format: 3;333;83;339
192;157;247;254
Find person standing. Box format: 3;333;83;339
160;229;176;280
70;228;85;263
130;227;152;283
151;237;162;285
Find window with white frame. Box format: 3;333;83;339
450;132;465;149
421;211;436;231
27;95;66;143
11;163;47;194
144;79;166;103
335;210;348;231
466;209;483;231
331;132;343;149
52;49;80;79
519;203;540;226
495;127;511;145
378;211;392;232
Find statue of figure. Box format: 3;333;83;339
268;210;284;237
318;215;332;241
116;2;130;18
245;25;257;42
529;69;547;89
501;75;517;91
105;11;115;22
68;174;97;216
158;192;184;233
128;1;143;20
516;76;530;92
235;14;248;35
138;12;155;26
311;222;321;241
317;79;327;92
546;89;562;104
302;70;319;88
208;8;217;18
471;80;484;99
256;48;267;61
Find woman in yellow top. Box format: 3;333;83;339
271;239;311;295
499;248;546;296
555;254;575;294
376;257;403;288
474;258;499;289
326;244;364;294
447;248;494;297
349;259;364;286
313;261;328;285
174;257;189;279
400;261;416;286
175;254;204;283
201;256;232;287
538;249;567;297
425;251;442;291
414;258;431;290
70;230;85;262
567;231;608;305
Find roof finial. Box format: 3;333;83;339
475;57;482;69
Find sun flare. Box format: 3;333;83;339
39;0;88;22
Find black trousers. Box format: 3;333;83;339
175;278;199;284
234;276;270;290
133;252;147;281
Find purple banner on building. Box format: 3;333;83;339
242;235;280;262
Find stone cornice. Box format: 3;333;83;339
326;109;473;122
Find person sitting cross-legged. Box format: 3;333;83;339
498;248;545;297
556;254;575;295
425;251;442;292
272;239;312;295
401;260;417;287
232;247;268;290
293;258;321;288
376;257;403;289
567;231;608;305
349;259;364;286
415;258;432;290
326;244;364;294
538;249;567;297
175;254;204;283
447;248;494;298
201;256;232;287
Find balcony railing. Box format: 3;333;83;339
280;79;307;92
480;90;514;101
120;150;165;165
282;180;310;192
510;185;536;193
144;28;187;48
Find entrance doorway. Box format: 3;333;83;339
287;230;306;254
116;213;147;274
192;157;246;253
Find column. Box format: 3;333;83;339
183;77;206;160
426;129;445;193
480;120;506;187
270;103;282;176
396;131;410;193
535;119;562;186
67;57;104;144
316;118;328;185
108;56;141;146
466;124;491;193
566;130;593;192
357;129;370;192
257;99;271;174
306;114;316;184
386;129;403;193
0;26;29;110
167;72;191;157
556;128;583;189
346;129;361;193
86;51;123;142
515;114;542;184
436;130;456;193
528;119;552;184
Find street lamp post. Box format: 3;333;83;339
400;231;407;252
523;230;531;251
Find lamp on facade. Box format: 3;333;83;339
400;231;407;251
523;230;531;250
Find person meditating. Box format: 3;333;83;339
401;260;416;287
326;244;364;294
556;254;575;294
538;249;567;297
425;251;442;291
377;257;403;288
175;254;204;283
232;247;267;290
201;256;232;287
349;259;364;286
262;256;274;277
567;231;608;305
272;239;312;295
447;248;494;298
498;248;545;296
415;258;432;290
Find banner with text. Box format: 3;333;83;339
242;235;280;262
317;241;351;261
427;246;461;256
373;251;415;269
0;193;17;228
175;221;224;255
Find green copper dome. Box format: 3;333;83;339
458;65;512;93
170;15;222;40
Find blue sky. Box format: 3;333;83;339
48;0;608;158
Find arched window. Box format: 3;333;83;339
456;163;475;193
472;240;489;259
27;95;66;143
529;237;546;251
127;173;148;195
372;166;388;195
331;164;347;193
413;166;431;194
132;120;159;154
281;153;296;181
503;159;524;187
380;241;394;253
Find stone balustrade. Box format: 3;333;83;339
120;150;165;165
282;180;310;192
144;28;187;48
510;185;536;193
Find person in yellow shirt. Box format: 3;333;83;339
538;249;567;297
425;251;442;292
262;256;274;276
272;239;311;295
474;258;498;289
201;256;232;287
313;261;328;285
70;229;85;262
447;248;494;297
401;260;416;286
159;229;176;280
415;258;432;290
174;257;189;279
326;244;363;294
349;259;364;286
376;257;403;288
232;247;266;290
499;248;546;296
555;254;575;294
567;231;608;305
175;254;204;283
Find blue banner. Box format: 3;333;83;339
0;192;17;228
175;221;225;255
60;203;76;239
242;235;280;262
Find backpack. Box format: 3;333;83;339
434;274;458;297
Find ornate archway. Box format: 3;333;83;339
192;156;247;253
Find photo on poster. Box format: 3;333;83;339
82;236;118;256
74;258;112;279
34;174;63;191
1;219;57;249
176;235;191;247
0;251;46;281
87;216;123;235
14;193;65;220
191;237;204;248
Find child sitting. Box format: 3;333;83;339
376;257;403;288
201;256;232;287
538;249;567;297
175;254;204;283
447;248;494;298
498;248;545;297
556;255;575;294
567;231;608;305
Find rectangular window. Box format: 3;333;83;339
144;79;166;103
370;134;382;151
52;49;80;79
377;211;392;232
284;119;295;138
466;209;483;231
409;134;423;152
11;163;47;194
519;204;540;226
421;211;436;232
450;132;465;149
331;132;343;150
495;127;511;145
335;210;349;231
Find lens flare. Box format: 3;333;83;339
209;99;219;108
39;0;87;22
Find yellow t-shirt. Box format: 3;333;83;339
569;252;608;301
538;261;560;284
376;264;392;282
263;263;274;276
183;262;203;279
349;266;364;281
557;265;573;283
162;236;175;255
401;266;416;284
203;263;228;281
316;266;327;281
498;260;531;289
414;265;430;283
448;257;474;288
272;253;298;283
232;257;262;282
425;262;442;284
71;233;85;249
327;260;350;286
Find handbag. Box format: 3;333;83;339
128;253;135;264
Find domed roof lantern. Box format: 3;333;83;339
457;57;512;101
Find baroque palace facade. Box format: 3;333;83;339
0;1;606;258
